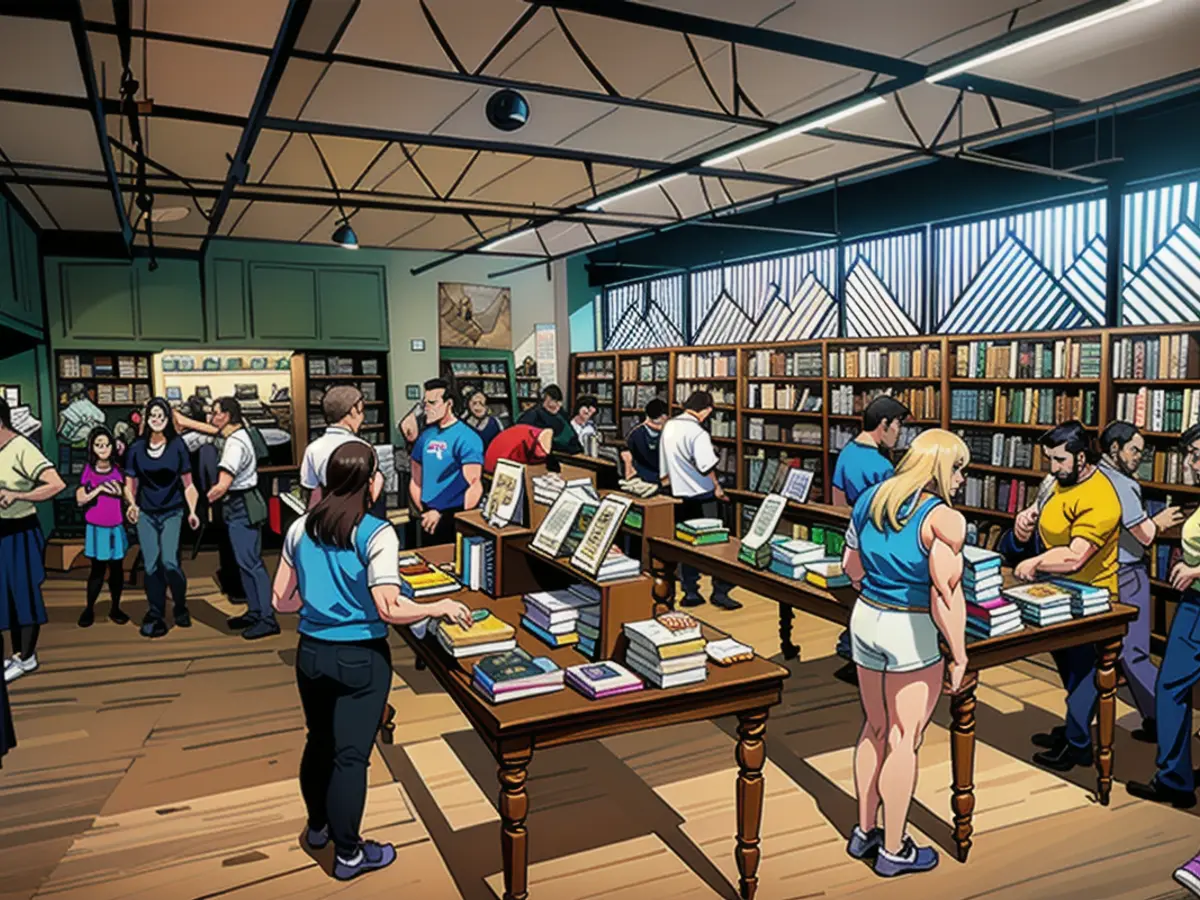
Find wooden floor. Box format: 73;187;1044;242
3;553;1199;900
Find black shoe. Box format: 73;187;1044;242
1131;718;1157;744
108;608;130;625
78;607;94;628
140;618;168;639
1127;778;1197;809
711;595;742;610
679;595;705;608
242;620;281;640
1032;741;1093;772
227;614;258;630
1032;726;1067;749
174;610;192;629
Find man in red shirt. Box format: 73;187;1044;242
484;425;554;474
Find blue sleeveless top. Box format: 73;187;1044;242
295;514;390;642
851;483;942;612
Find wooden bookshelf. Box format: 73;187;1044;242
571;352;617;432
514;357;542;412
307;351;390;447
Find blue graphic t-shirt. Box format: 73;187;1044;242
413;419;485;511
832;439;894;505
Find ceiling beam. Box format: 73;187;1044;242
206;0;314;239
936;73;1079;110
66;0;131;252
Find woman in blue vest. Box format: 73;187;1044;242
273;442;472;881
840;429;970;878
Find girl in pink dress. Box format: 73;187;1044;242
76;426;129;627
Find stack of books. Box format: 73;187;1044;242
399;556;461;599
437;610;517;658
675;518;729;545
521;590;594;649
572;585;603;658
595;546;641;582
455;535;497;594
623;617;708;689
532;472;592;506
472;649;564;704
806;559;850;589
962;546;1023;639
1002;583;1074;626
769;538;826;579
565;660;644;699
1047;578;1111;616
618;477;658;498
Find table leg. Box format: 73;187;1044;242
651;555;677;617
778;604;799;660
735;710;768;900
949;670;979;863
498;742;534;900
1094;636;1122;806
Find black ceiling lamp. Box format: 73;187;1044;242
486;89;530;132
310;135;359;249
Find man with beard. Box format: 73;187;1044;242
1011;421;1121;772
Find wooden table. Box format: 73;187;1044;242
647;536;1137;863
396;546;790;900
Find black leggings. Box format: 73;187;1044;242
1;626;38;660
86;559;124;611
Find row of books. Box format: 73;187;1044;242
1114;388;1200;434
674;382;735;405
745;455;818;498
1141;450;1200;487
829;423;922;452
577;359;614;377
93;383;152;406
310;356;380;376
620;357;670;383
957;429;1038;470
830;385;940;421
964;546;1022;639
677;352;737;379
962;475;1030;514
454;535;497;595
1149;542;1183;581
1112;334;1197;381
622;384;665;408
746;419;821;445
519;587;600;654
745;383;821;412
747;349;822;378
953;338;1101;380
399;555;461;599
950;387;1099;426
708;412;736;439
828;345;941;380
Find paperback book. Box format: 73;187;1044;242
565;661;644;699
472;649;564;703
437;609;517;658
738;493;787;569
484;459;526;528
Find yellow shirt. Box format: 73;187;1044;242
0;434;53;520
1180;508;1200;592
1037;468;1120;597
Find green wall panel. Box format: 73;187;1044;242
0;200;44;330
211;258;248;342
249;263;319;341
318;267;387;344
59;263;136;340
136;260;205;342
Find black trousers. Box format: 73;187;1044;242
420;506;462;548
295;635;392;856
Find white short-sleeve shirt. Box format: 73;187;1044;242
659;413;720;498
300;425;370;490
283;514;401;587
218;428;259;491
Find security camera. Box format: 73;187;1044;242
486;89;530;132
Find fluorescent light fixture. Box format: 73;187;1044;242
926;0;1162;84
702;96;887;167
481;227;534;251
585;174;682;211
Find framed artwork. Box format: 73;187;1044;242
438;282;512;349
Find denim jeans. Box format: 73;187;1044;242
222;494;274;625
136;508;186;622
675;493;733;603
296;635;392;856
1154;590;1200;793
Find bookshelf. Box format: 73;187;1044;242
741;343;824;502
440;356;514;426
306;351;390;445
618;352;670;435
571;353;617;432
514;355;542;414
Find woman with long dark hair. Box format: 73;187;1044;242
76;425;130;627
123;398;200;638
273;442;472;881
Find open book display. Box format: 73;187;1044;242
738;493;787;569
530;488;587;557
571;494;633;578
484;459;525;528
780;467;814;503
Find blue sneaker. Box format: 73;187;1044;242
305;825;329;850
847;826;883;859
333;841;396;881
874;837;939;877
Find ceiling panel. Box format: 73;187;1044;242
336;0;459;71
143;41;268;116
556;105;759;163
0;103;104;171
311;135;390;189
431;86;620;155
127;193;211;237
767;140;902;183
455;155;592;208
359;143;444;197
387;214;480;250
537;220;594;256
0;16;86;97
730;46;863;122
485;14;616;93
5;184;56;229
128;117;250;181
299;63;478;136
252;132;326;189
425;0;535;74
36;185;120;231
147;0;292;48
225;200;333;241
343;207;434;247
269;58;330;120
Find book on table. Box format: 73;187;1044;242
705;637;754;666
399;562;461;598
565;661;644;699
484;459;526;528
521;615;580;648
1044;577;1112;616
437;609;517;658
571;494;633;577
472;649;564;703
1001;582;1074;625
675;517;730;545
738;493;788;568
617;476;658;498
531;488;587;557
622;615;708;688
805;558;850;589
769;538;826;579
595;546;641;582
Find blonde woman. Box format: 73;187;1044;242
840;429;969;877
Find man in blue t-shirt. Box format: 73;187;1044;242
410;378;485;546
831;395;909;665
621;398;668;484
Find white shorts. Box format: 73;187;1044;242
850;599;942;673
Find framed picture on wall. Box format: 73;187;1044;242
438;283;512;349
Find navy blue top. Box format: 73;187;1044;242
125;436;191;513
472;416;503;449
626;423;661;482
852;483;942;612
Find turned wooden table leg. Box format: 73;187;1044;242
949;670;979;863
1094;636;1122;806
735;710;768;900
498;741;534;900
778;604;799;660
651;554;677;617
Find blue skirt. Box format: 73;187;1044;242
0;517;47;631
85;524;129;562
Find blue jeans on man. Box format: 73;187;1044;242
137;507;187;624
1153;590;1200;794
223;493;275;629
676;492;735;607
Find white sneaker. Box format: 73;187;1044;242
4;653;38;683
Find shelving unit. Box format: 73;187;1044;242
440;356;514;425
618;352;670;435
307;350;390;446
514;356;542;413
571;353;617;432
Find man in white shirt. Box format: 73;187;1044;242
659;390;738;609
302;386;382;508
207;397;278;640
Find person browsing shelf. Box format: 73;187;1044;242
465;390;503;449
273;441;472;881
206;397;278;640
840;429;970;878
1010;421;1120;773
660;390;738;610
0;398;66;684
409;379;484;546
483;424;553;475
1127;425;1200;810
621;398;667;483
301;386;385;517
75;425;130;628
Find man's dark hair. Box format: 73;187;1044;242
574;394;598;415
0;397;10;431
542;384;563;402
424;378;452;408
683;390;714;413
1100;420;1140;455
1040;420;1099;463
183;395;207;421
1181;423;1200;449
213;396;244;425
863;396;909;431
644;398;668;420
